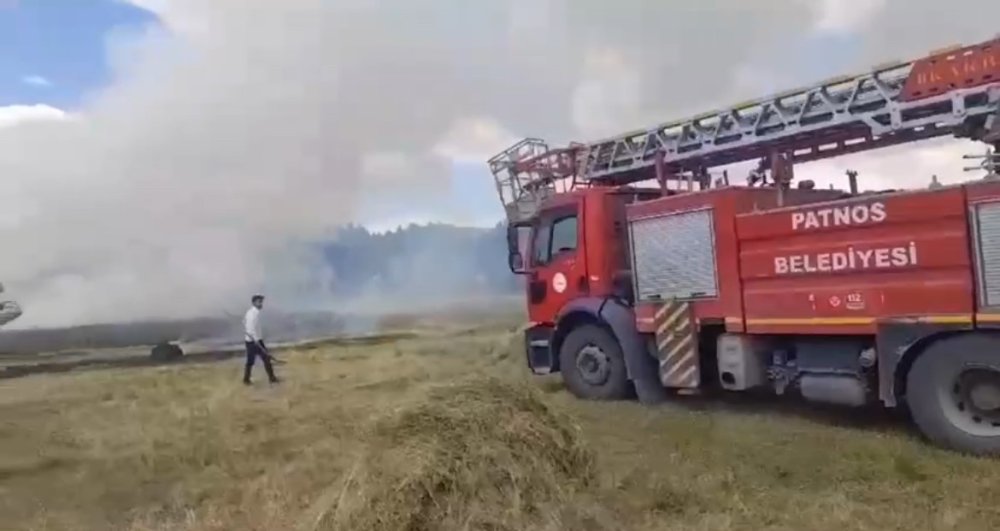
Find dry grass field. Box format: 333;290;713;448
2;312;1000;531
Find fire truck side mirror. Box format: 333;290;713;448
508;252;526;274
506;224;529;275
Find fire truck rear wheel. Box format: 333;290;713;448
559;324;631;400
906;334;1000;455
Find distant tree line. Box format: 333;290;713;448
320;222;521;300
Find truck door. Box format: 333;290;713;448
527;205;586;325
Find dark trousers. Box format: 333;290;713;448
244;340;277;382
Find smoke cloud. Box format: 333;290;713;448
0;0;997;328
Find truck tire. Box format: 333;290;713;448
906;333;1000;455
558;324;631;400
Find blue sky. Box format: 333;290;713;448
358;160;503;232
0;0;157;108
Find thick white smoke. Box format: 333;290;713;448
0;0;997;327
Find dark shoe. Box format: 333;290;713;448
243;379;252;385
269;377;280;384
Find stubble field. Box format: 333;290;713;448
1;311;1000;531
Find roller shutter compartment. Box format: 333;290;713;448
974;202;1000;307
629;208;719;302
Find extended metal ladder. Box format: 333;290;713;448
578;38;1000;183
488;37;1000;222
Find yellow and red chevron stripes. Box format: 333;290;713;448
653;300;700;389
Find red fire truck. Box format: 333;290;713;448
488;37;1000;455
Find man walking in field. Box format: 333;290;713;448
243;294;279;385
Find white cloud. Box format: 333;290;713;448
0;0;997;327
363;215;440;235
571;48;645;139
808;0;888;34
796;137;987;192
362;149;450;189
20;75;52;88
0;104;66;128
432;117;518;164
122;0;205;34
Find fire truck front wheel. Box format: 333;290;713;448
906;333;1000;456
559;324;631;400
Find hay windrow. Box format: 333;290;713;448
330;377;599;531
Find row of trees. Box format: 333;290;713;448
320;223;521;301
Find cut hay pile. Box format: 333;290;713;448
325;377;604;531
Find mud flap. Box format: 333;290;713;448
524;324;555;375
654;300;700;389
875;319;972;407
597;298;668;404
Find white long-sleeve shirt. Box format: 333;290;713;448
243;306;263;343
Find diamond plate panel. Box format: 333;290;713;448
630;209;718;302
975;202;1000;306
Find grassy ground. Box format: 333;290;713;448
1;315;999;530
